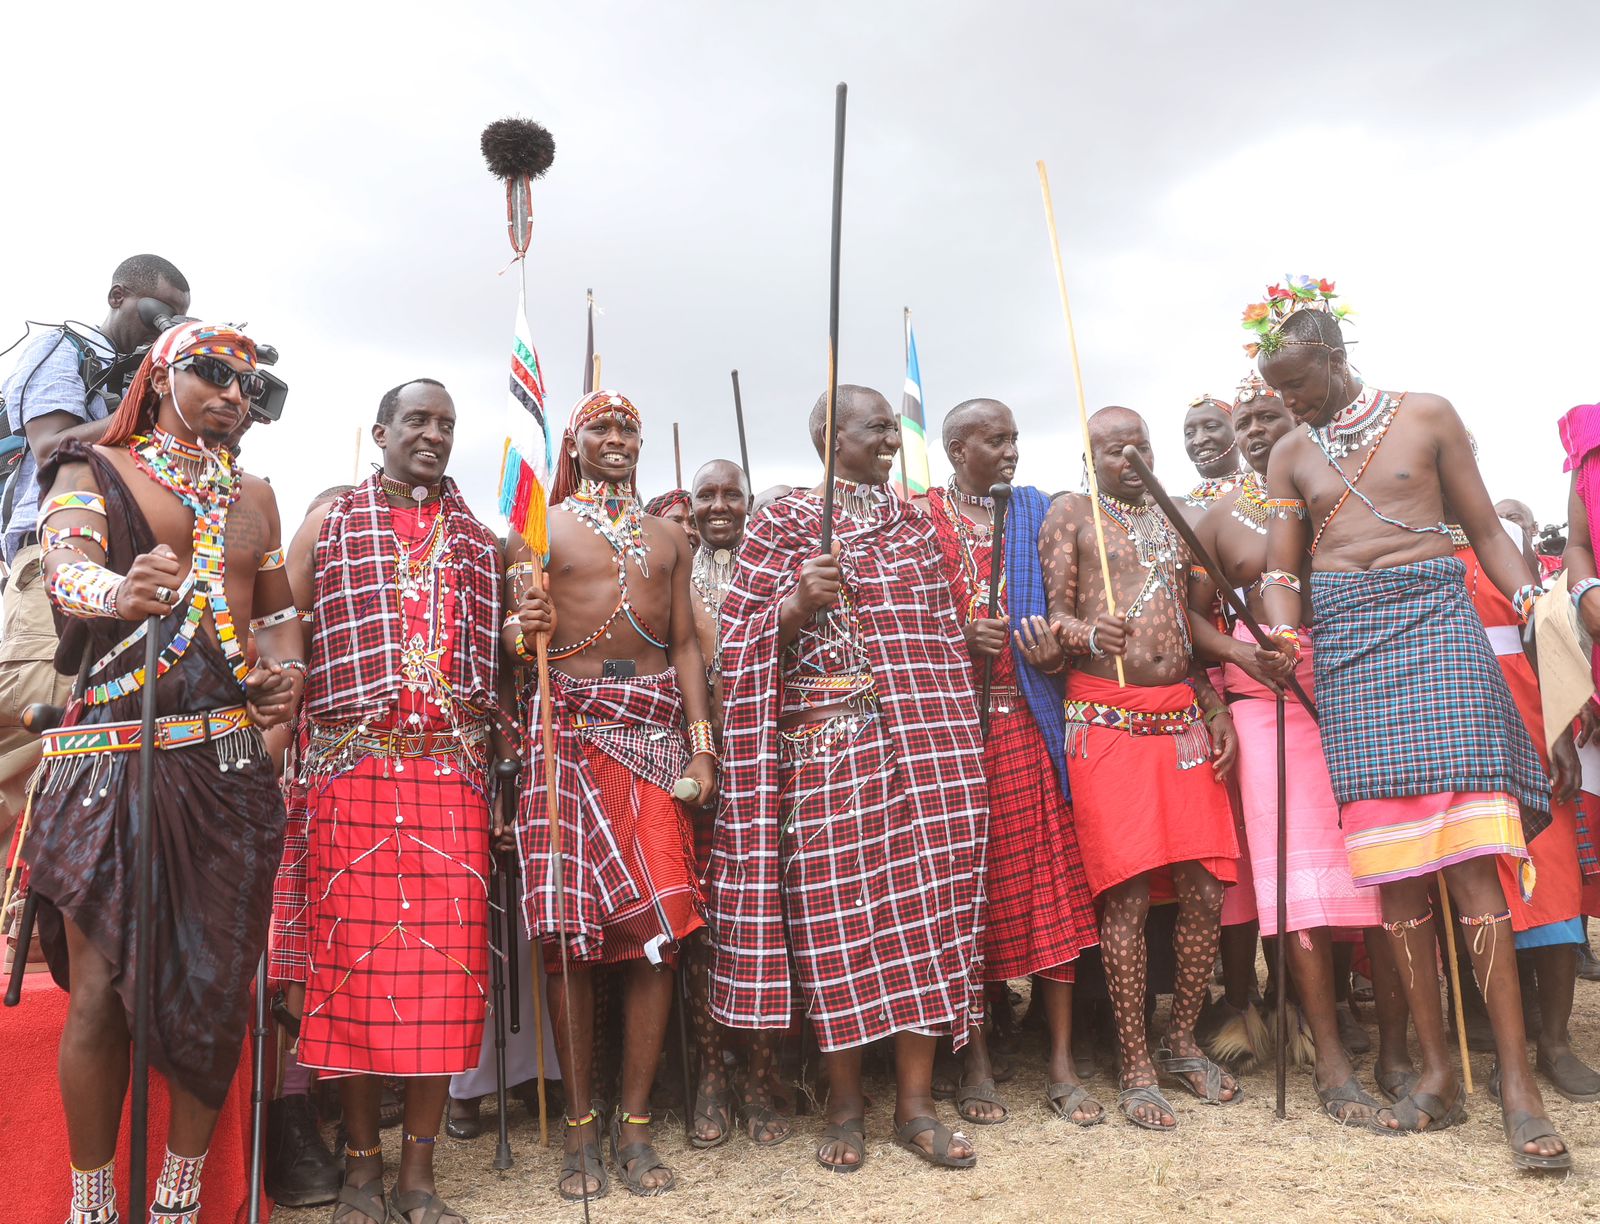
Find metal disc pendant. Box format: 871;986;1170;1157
411;485;428;501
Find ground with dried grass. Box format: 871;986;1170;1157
277;979;1600;1223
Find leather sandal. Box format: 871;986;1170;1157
816;1117;865;1174
1384;1085;1466;1133
609;1111;675;1197
1503;1109;1572;1171
384;1185;465;1223
1116;1084;1177;1130
1155;1048;1242;1105
893;1115;976;1168
955;1077;1010;1126
1045;1082;1105;1126
331;1178;387;1224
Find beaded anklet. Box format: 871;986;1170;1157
344;1142;382;1159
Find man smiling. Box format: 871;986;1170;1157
1180;394;1245;511
708;385;987;1174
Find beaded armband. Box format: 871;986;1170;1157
1267;624;1302;659
512;631;537;664
1265;498;1307;520
1259;569;1302;594
1511;583;1540;627
250;605;300;632
39;490;107;523
48;560;124;619
1188;564;1208;582
688;719;717;759
43;524;108;559
1571;577;1600;611
259;546;286;571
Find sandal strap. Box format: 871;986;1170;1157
1505;1110;1562;1144
956;1079;1003;1105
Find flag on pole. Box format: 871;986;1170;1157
900;315;931;495
499;294;552;560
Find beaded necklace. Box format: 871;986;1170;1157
1229;471;1269;536
1182;469;1245;509
1311;385;1398;459
948;476;994;512
1098;492;1190;656
940;488;1004;621
376;468;442;506
691;543;738;671
88;431;245;705
568;479;651;578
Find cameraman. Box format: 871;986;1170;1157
0;253;190;847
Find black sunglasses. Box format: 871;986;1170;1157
174;355;267;402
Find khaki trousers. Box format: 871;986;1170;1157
0;544;74;852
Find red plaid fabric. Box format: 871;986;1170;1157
268;752;312;983
707;488;987;1044
923;491;1097;982
297;764;490;1076
517;667;698;960
303;475;501;722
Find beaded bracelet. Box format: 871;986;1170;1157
48;560;125;619
1572;577;1600;613
1267;624;1302;658
275;658;309;677
1265;498;1307;520
1188;564;1208;582
249;605;300;631
1259;569;1302;593
1511;583;1540;627
688;719;717;759
259;546;287;571
43;524;108;558
512;631;537;663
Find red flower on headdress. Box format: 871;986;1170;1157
1318;278;1336;295
1267;285;1293;301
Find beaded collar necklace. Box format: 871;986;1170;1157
1311;385;1397;459
568;478;651;578
376;468;443;505
1230;471;1269;536
828;478;893;524
89;431;246;705
942;488;1004;620
947;476;994;511
1183;469;1246;509
1097;492;1190;656
691;542;738;614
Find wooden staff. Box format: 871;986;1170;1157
818;82;848;553
489;759;520;1162
130;616;161;1218
1437;873;1476;1094
673;422;684;490
1037;161;1121;685
731;369;752;488
978;483;1012;740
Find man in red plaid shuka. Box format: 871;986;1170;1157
291;380;502;1224
508;389;716;1201
707;386;988;1174
922;399;1100;1127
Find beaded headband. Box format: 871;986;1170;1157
1240;275;1353;358
1233;371;1281;407
569;389;640;433
1187;394;1233;417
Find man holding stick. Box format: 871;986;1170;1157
291;379;504;1223
708;386;986;1172
1041;405;1242;1130
921;399;1099;1125
1187;375;1405;1123
1253;278;1568;1167
507;389;714;1200
26;321;300;1223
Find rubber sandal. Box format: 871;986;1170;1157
689;1087;732;1150
1115;1084;1177;1131
738;1102;794;1147
1503;1109;1573;1171
1316;1078;1394;1134
1045;1082;1105;1127
385;1185;465;1224
1384;1086;1466;1133
1376;1066;1420;1103
1154;1048;1242;1105
816;1117;865;1174
609;1112;675;1197
1537;1049;1600;1103
955;1077;1010;1126
332;1178;387;1224
892;1115;976;1168
556;1142;607;1202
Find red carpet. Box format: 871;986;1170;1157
0;970;263;1223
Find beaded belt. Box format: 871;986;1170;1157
1062;696;1211;770
308;720;489;763
784;673;876;705
41;705;252;758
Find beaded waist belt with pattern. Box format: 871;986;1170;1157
41;705;253;758
781;672;877;713
1062;696;1211;770
308;720;489;761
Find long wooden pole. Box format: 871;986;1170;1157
898;307;912;500
673;422;684;490
1437;873;1476;1094
731;369;752;487
819;82;848;553
1037;161;1122;686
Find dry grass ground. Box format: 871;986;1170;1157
277;974;1600;1223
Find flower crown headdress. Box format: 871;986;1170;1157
1240;275;1353;357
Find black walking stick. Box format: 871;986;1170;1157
248;954;268;1222
1119;446;1309;1119
817;83;848;553
977;483;1012;740
130;614;162;1218
491;757;521;1169
731;370;752;490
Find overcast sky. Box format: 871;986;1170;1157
5;2;1598;535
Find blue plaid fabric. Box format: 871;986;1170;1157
1311;555;1550;842
1006;485;1069;801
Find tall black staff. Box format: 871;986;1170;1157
130;614;162;1216
731;369;752;488
490;758;521;1167
977;483;1012;739
817;82;848;552
1118;445;1303;1119
248;955;268;1222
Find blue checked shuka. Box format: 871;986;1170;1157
1310;555;1551;844
1005;485;1072;800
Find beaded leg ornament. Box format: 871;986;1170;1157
69;1158;117;1224
150;1147;205;1220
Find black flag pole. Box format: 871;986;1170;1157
977;483;1012;740
1275;692;1289;1119
818;82;848;552
731;369;752;489
130;614;161;1215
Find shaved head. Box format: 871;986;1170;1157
941;398;1012;451
692;458;748;496
808;384;892;454
1089;404;1146;442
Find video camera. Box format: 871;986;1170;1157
86;299;288;425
